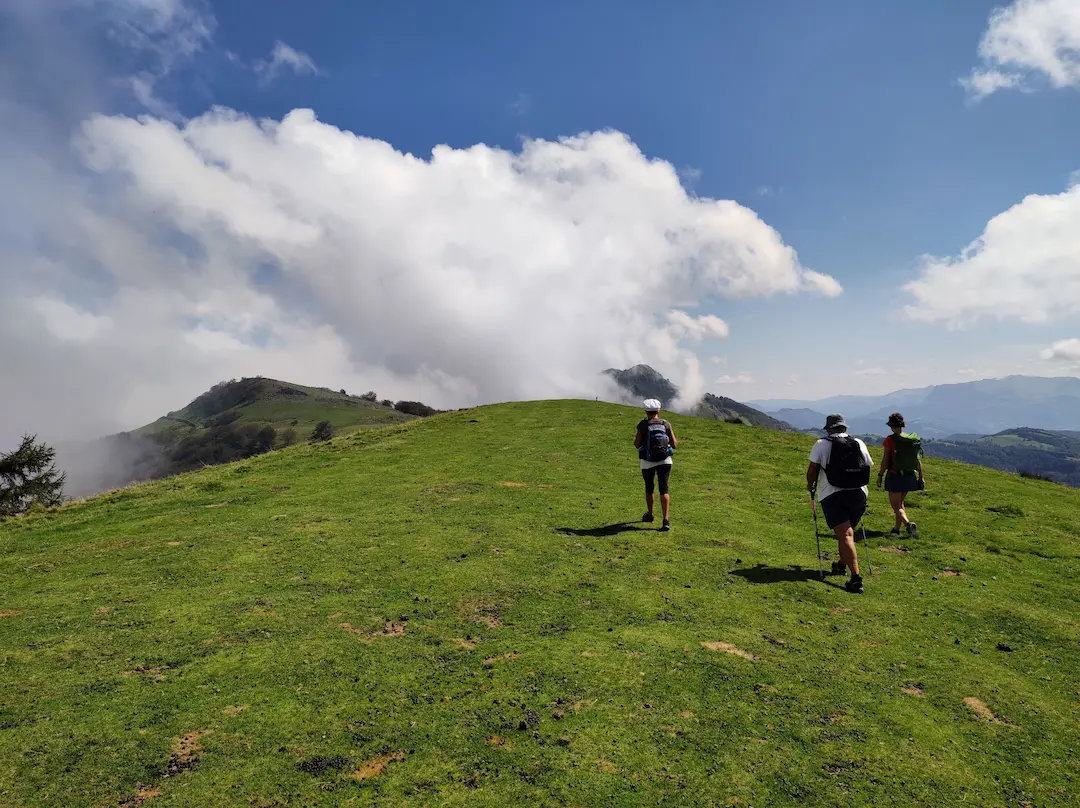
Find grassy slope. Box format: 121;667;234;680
134;380;412;442
2;400;1079;807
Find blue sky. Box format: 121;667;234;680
2;0;1080;442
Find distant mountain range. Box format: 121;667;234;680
602;365;795;431
750;376;1080;438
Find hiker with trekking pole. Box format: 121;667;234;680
877;413;924;538
635;398;677;531
806;414;873;594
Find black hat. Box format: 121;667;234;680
824;413;847;432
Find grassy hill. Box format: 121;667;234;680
61;378;423;498
3;401;1079;806
925;428;1080;488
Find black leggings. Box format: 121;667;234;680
642;464;671;495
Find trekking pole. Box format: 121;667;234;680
810;493;823;579
861;523;873;576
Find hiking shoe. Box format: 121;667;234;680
642;512;654;523
845;575;865;594
889;527;902;536
831;561;847;576
660;519;671;532
907;522;919;539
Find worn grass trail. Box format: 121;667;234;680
1;400;1078;806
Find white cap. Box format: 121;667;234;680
643;398;662;412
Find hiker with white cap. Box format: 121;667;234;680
806;413;873;594
634;398;677;531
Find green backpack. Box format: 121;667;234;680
893;432;922;473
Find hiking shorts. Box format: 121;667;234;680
820;489;866;530
885;471;922;493
642;464;671;496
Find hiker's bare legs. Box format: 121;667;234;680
660;493;670;520
833;522;859;575
645;492;654;516
889;491;909;529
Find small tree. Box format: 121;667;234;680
0;435;67;517
253;425;277;454
310;421;333;442
279;428;298;448
360;391;378;402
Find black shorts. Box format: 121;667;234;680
642;464;671;495
820;489;866;530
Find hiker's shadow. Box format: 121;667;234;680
730;564;836;585
557;522;649;537
859;528;893;540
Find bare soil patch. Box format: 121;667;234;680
486;736;507;746
123;665;171;682
203;503;228;509
597;760;618;774
879;546;910;553
166;542;182;547
701;641;757;661
381;620;406;637
830;606;852;615
501;482;526;487
96;607;112;614
117;786;163;806
222;705;248;717
353;751;405;781
940;569;964;577
964;697;1004;723
539;484;554;489
902;685;925;697
482;651;519;668
0;611;19;618
461;598;504;628
164;730;213;776
679;711;695;718
454;638;478;650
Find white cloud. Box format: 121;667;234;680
855;366;886;378
1041;338;1080;361
963;0;1080;98
715;374;754;385
903;179;1080;325
255;41;320;83
1;103;840;449
709;355;727;365
665;310;730;341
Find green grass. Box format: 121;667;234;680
2;400;1079;806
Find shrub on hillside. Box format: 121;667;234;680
310;421;333;442
279;428;297;448
394;401;438;418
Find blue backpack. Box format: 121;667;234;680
639;419;673;462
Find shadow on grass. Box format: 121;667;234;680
557;522;650;537
729;564;841;585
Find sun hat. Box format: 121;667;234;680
823;413;847;432
643;398;662;412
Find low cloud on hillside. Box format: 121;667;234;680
0;1;840;452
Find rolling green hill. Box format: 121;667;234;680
3;401;1079;806
61;378;426;498
925;428;1080;488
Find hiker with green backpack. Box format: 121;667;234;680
877;413;925;538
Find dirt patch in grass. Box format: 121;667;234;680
454;638;478;650
597;760;618;774
489;546;506;555
679;711;695;718
203;503;228;509
878;546;910;553
328;611;343;619
117;786;163;805
0;611;19;618
167;541;182;547
165;730;213;776
902;685;925;697
461;598;504;628
859;641;880;648
964;697;1004;723
940;569;964;577
482;651;519;668
539;484;554;489
501;482;527;487
222;705;248;717
123;665;171;682
105;540;137;550
96;607;112;614
381;620;407;637
701;641;757;661
486;736;507;746
353;751;405;781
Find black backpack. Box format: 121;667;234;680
639;419;673;462
824;435;870;488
